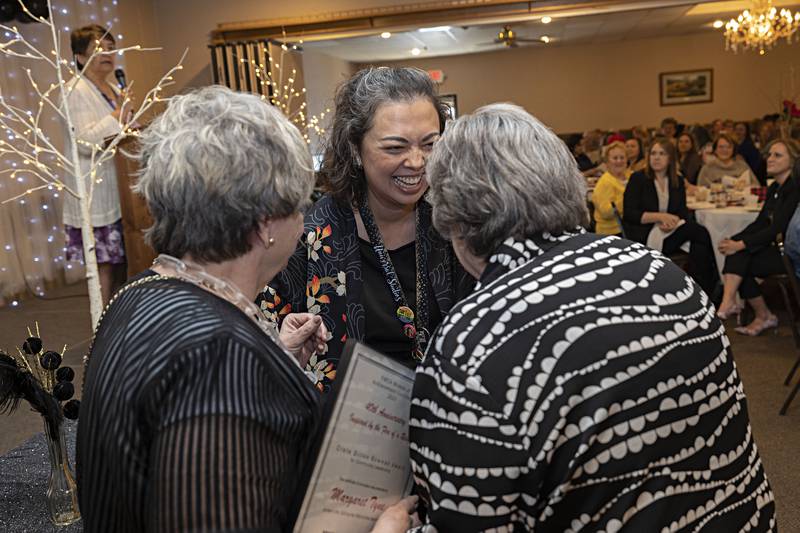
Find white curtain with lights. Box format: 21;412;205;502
0;0;123;306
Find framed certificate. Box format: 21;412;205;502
293;341;416;533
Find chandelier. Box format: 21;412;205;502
724;0;800;54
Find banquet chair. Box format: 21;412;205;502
665;249;690;268
777;238;800;415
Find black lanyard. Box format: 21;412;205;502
358;202;430;361
90;79;117;110
100;91;116;110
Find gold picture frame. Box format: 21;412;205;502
659;69;713;106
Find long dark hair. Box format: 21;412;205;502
677;132;697;159
626;136;644;164
319;67;449;206
734;121;752;139
646;137;679;188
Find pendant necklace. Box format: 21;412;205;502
358;202;430;361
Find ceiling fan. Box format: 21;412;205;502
477;25;545;48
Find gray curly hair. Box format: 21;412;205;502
134;86;314;263
320;66;449;206
426;103;588;257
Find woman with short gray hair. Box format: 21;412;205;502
77;86;340;532
135;85;316;263
411;103;774;532
427;102;587;258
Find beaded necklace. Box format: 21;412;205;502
358;203;430;361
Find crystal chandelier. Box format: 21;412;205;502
724;0;800;54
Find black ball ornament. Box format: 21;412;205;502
39;350;61;370
23;337;43;355
55;366;75;383
0;1;19;24
15;0;49;23
53;381;74;402
63;400;80;420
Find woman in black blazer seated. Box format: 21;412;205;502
716;138;800;335
623;137;719;295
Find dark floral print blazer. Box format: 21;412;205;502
257;194;474;393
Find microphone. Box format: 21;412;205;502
114;68;127;89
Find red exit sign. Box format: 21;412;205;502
427;69;445;83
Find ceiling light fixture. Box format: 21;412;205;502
723;0;800;55
540;35;551;43
380;31;391;39
419;26;452;33
712;20;724;29
411;47;421;56
541;16;552;24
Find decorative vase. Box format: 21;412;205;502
43;419;81;526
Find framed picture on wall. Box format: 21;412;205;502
659;69;713;106
440;94;458;119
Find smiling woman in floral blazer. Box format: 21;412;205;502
257;67;473;393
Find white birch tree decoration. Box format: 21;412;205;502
0;0;185;327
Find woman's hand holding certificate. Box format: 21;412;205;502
293;341;417;533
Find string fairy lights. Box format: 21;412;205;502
242;41;331;145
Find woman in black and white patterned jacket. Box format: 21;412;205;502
410;103;775;532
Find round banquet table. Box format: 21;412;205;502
690;202;760;276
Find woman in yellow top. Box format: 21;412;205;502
592;141;629;236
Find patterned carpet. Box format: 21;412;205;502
724;319;800;532
1;283;798;530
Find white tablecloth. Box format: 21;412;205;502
691;204;760;275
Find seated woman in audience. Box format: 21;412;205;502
258;67;473;392
77;87;415;533
711;118;724;138
697;132;756;187
592;141;628;235
624;136;647;173
578;129;604;177
717;139;800;335
677;131;702;186
573;135;594;172
691;124;712;152
623;137;719;295
758;116;779;149
723;118;735;133
734;121;763;176
659;116;678;140
412;103;775;532
692;125;715;168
